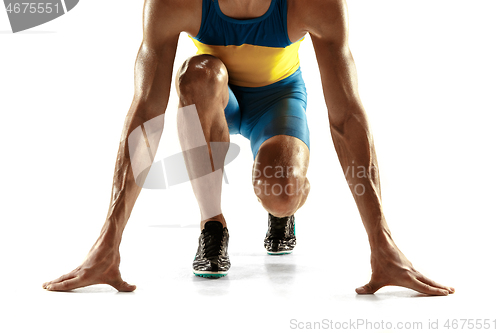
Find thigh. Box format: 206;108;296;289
249;96;309;159
235;68;309;159
224;85;241;135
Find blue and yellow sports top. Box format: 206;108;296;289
189;0;303;87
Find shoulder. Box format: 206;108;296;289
288;0;348;41
143;0;202;37
144;0;200;13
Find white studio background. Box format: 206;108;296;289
1;1;499;332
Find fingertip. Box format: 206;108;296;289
449;287;455;293
355;287;366;294
118;282;136;292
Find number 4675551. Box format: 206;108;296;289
6;2;60;14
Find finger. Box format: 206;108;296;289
408;278;449;296
46;277;86;292
355;280;384;294
108;278;136;292
416;274;455;293
43;271;77;288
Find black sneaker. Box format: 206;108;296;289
264;214;296;255
193;221;230;278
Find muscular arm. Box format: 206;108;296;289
43;0;187;291
104;0;181;248
304;0;454;295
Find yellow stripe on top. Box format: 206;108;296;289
190;36;303;87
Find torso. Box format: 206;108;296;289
183;0;307;44
182;0;309;87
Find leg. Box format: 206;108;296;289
253;135;309;254
175;54;230;229
231;68;309;254
177;54;232;278
252;135;310;217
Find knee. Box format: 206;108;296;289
176;54;228;100
253;175;309;217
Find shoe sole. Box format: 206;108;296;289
193;270;228;278
266;250;293;255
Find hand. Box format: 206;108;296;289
42;243;136;292
356;236;455;296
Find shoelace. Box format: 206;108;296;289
202;228;224;259
268;216;287;240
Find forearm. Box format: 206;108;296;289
329;111;392;248
95;100;165;250
310;33;393;247
93;32;176;249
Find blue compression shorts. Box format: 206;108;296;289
224;67;310;159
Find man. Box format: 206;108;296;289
43;0;454;295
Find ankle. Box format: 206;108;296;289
201;214;226;229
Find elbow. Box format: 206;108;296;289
328;105;368;133
132;97;168;121
328;114;348;137
328;107;373;149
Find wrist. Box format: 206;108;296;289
95;220;123;251
367;223;394;252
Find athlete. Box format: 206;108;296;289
43;0;454;295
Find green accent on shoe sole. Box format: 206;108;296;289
193;272;227;278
